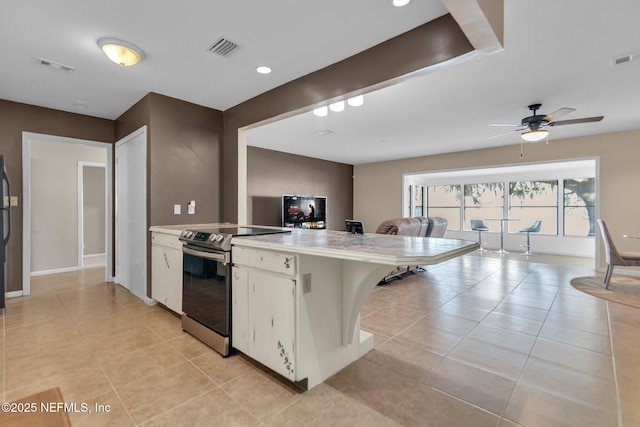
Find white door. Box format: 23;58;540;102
115;127;147;299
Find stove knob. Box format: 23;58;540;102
208;234;217;242
215;234;225;243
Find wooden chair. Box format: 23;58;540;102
597;219;640;289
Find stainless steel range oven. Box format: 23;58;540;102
179;225;290;356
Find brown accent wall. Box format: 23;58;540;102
247;147;352;229
146;93;223;227
353;129;640;269
115;92;223;296
0;99;114;292
222;14;474;223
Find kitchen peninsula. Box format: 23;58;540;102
230;229;478;389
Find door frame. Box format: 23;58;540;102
77;162;107;269
22;132;113;296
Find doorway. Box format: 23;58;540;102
22;132;113;296
78;162;106;269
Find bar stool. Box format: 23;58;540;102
470;219;489;252
519;220;542;256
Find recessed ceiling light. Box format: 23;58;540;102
392;0;411;7
72;100;88;109
256;66;272;74
315;129;334;136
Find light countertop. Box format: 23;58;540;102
231;229;478;266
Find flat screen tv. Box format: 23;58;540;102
282;195;327;229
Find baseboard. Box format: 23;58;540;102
31;266;81;276
83;253;106;258
5;290;24;299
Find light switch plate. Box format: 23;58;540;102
3;196;18;207
173;204;181;215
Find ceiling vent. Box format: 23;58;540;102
207;37;239;57
611;51;640;67
37;57;75;72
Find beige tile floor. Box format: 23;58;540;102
2;252;639;426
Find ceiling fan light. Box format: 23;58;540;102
98;38;144;66
521;130;549;142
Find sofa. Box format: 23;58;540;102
375;216;448;283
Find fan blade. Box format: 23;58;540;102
549;116;604;126
486;128;526;139
488;123;521;127
543;107;575;122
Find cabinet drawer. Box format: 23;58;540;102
233;246;296;276
151;232;183;250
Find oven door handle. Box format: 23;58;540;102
183;246;230;264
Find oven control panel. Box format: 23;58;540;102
180;230;227;246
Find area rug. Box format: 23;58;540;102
571;275;640;309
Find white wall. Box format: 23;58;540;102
30;139;106;273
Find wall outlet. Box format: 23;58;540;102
188;200;196;215
173;204;181;215
303;273;311;294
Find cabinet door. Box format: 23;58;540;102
151;245;167;305
249;270;296;380
231;266;250;353
164;247;184;313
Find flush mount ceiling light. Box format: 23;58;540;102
521;129;549;142
256;66;272;74
392;0;412;7
98;38;144;66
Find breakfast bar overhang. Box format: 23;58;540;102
231;229;478;389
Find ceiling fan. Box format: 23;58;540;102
488;103;604;142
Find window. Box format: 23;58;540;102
564;178;596;236
413;185;424;216
426;185;461;231
509;181;558;234
464;183;504;232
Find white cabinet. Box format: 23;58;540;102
232;250;297;381
151;231;183;314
